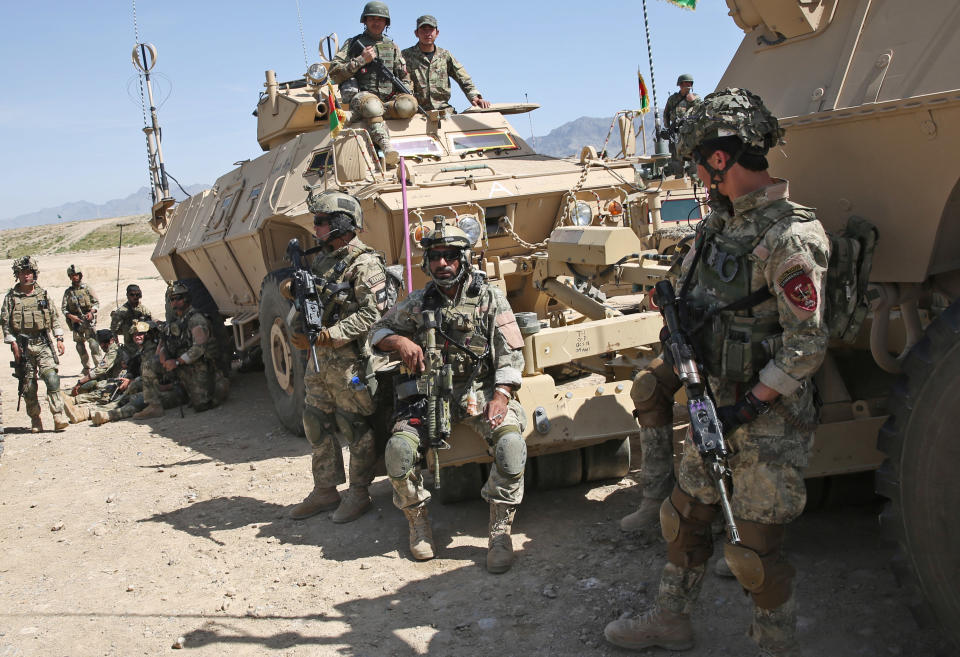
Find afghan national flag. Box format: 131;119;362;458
327;80;343;137
637;70;650;114
662;0;696;9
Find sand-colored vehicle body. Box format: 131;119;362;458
721;0;960;644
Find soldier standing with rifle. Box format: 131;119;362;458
604;89;829;657
329;1;417;167
61;264;102;377
283;190;392;524
370;217;527;573
2;256;69;433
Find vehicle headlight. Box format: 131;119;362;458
306;63;328;85
572;200;593;226
458;215;482;245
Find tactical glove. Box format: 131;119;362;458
717;390;769;433
290;332;310;350
314;329;332;347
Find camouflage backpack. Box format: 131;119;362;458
823;215;878;343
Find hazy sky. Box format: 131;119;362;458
0;1;745;220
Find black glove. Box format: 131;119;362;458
717;390;769;433
658;128;671;141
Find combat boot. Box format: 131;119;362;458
53;414;69;432
30;416;43;433
487;503;517;574
384;150;400;167
402;504;435;560
604;607;695;651
133;403;164;420
620;497;664;532
332;486;372;524
289;486;340;520
63;398;89;424
91;410;112;426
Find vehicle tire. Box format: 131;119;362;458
876;298;960;648
435;462;485;504
534;449;583;489
259;268;306;436
582;438;631;482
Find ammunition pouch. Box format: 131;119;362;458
662;485;718;568
723;518;795;609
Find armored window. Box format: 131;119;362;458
659;198;702;223
448;130;518;153
392;136;445;158
307;151;333;176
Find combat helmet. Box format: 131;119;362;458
12;256;39;277
677;73;694;85
169;281;191;301
307;189;363;244
420;216;472;288
67;264;81;277
675;87;783;162
360;1;390;26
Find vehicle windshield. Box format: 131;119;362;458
448;130;518;153
659;198;702;223
392;136;445;158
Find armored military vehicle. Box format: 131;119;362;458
139;39;702;498
719;0;960;645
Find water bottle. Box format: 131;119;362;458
349;375;366;392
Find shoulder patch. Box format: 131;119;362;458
776;261;818;318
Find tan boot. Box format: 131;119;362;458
487;504;517;574
402;504;435;560
384;150;400;167
604;607;694;651
30;416;43;433
53;414;70;431
620;497;664;532
133;403;164;420
91;410;111;426
63;398;88;424
332;486;372;524
289;486;340;520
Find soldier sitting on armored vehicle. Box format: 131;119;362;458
401;14;491;113
329;1;417;167
370;217;527;573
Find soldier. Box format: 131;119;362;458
283;191;391;524
1;256;69;432
661;74;701;173
401;15;491;112
329;1;416;167
603;89;829;657
62;329;131;422
61;264;102;376
110;284;152;349
133;281;227;418
369;217;527;573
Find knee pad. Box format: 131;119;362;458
631;358;679;426
359;94;385;119
384;93;417;119
385;431;420;479
724;519;795;609
661;485;718;568
492;425;526;478
40;368;60;390
303;406;336;447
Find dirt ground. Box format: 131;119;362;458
0;246;955;657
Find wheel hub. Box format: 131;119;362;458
269;318;294;394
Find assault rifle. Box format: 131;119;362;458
654;279;742;545
9;335;30;411
286;238;325;372
349;39;428;117
421;308;453;489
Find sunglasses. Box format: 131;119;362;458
127;293;142;298
170;294;186;301
427;249;460;262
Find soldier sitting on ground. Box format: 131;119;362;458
401;14;491;113
62;329;132;423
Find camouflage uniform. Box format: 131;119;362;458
71;340;125;405
664;91;701;133
142;306;226;411
300;236;390;495
330;30;413;156
401;45;482;111
369;278;527;509
2;284;67;426
110;301;152;348
653;181;829;654
61;282;102;373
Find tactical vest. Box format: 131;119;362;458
164;308;216;361
312;244;378;327
350;33;399;98
422;279;491;383
8;286;55;335
65;285;95;314
684;203;817;383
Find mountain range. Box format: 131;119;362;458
1;115;658;229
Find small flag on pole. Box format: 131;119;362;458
637;70;650;114
662;0;696;9
327;80;344;137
